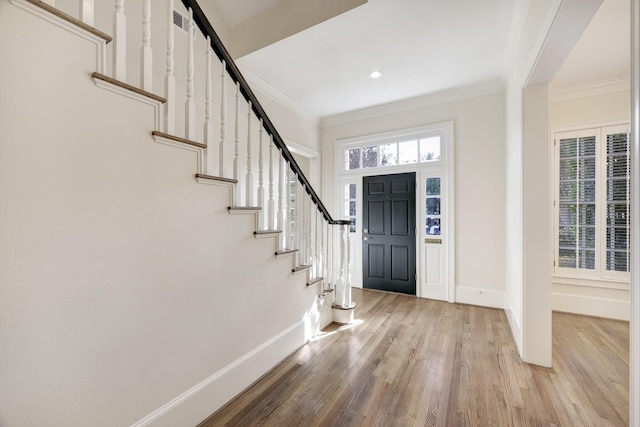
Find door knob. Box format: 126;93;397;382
363;237;369;241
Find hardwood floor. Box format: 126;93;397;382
200;289;629;427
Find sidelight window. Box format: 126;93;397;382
426;178;441;235
344;183;357;233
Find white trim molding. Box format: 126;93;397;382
130;320;307;427
551;77;630;102
240;68;320;126
629;0;639;424
10;0;108;73
92;76;165;131
504;307;523;358
552;292;630;321
335;121;456;304
455;286;505;309
321;80;505;128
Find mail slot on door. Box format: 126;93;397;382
425;238;442;244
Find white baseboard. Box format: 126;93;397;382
504;307;523;357
552;292;630;321
455;286;504;309
130;320;307;427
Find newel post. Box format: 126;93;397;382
332;221;355;324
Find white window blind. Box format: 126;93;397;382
605;131;631;272
558;134;597;269
554;125;630;281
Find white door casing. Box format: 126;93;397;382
335;121;455;301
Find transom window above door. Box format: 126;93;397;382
344;136;442;171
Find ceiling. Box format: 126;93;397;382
212;0;282;27
552;0;629;89
211;0;630;120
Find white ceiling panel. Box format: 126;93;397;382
236;0;519;117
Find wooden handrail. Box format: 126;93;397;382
180;0;349;225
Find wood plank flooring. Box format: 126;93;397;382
200;289;629;427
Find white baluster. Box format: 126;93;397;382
257;121;265;229
300;190;307;265
328;224;334;288
337;224;347;306
185;8;195;140
81;1;94;26
344;224;353;308
204;36;212;148
246;102;254;206
113;0;126;81
277;156;284;245
333;222;353;307
140;0;152;92
292;178;300;260
307;194;313;267
318;219;327;290
233;82;240;187
219;60;227;177
164;0;175;134
315;210;321;278
311;208;317;278
268;137;275;230
233;82;240;205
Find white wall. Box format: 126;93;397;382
522;84;552;366
321;91;507;306
0;4;323;426
504;0;559;359
505;0;603;366
552;90;630;127
551;88;631;320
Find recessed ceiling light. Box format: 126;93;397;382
369;70;383;79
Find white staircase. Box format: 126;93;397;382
0;1;354;426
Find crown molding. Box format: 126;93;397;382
319;80;506;128
551;77;630;102
239;68;321;126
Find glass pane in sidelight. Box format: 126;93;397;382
426;178;441;196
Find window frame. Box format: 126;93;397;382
553;123;630;285
339;126;448;175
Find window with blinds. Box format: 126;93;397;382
606;132;630;272
554;125;630;281
558;135;596;269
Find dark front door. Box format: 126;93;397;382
362;172;416;295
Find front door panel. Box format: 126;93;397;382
363;173;416;294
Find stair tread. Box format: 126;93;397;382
307;277;324;286
25;0;112;43
92;72;166;103
254;230;282;234
195;174;238;184
275;249;299;256
153;131;206;149
292;265;312;273
228;206;262;211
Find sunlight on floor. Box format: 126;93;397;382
309;318;364;342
